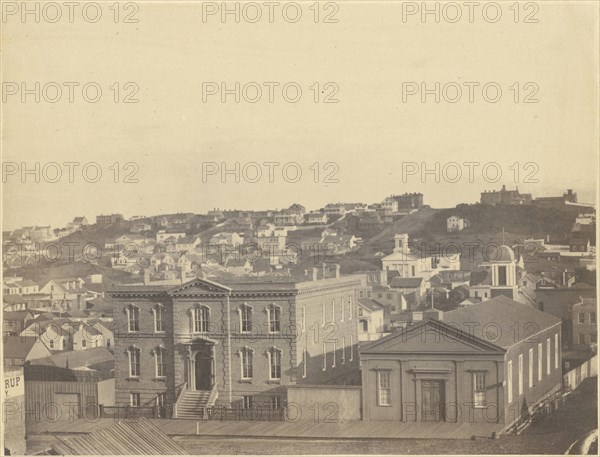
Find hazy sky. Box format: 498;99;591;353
2;1;598;230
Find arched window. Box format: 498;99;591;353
192;305;210;333
267;305;281;334
267;347;282;380
239;304;252;333
126;304;140;332
240;347;253;380
127;346;141;378
153;304;165;333
153;346;166;377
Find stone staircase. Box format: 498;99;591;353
175;390;212;419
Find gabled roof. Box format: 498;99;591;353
445;296;561;348
357;298;384;312
168;277;232;295
390;277;423;288
50;417;187;455
4;336;48;358
3;294;26;305
3;310;33;320
31;346;114;370
360;318;506;356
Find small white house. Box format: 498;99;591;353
447;215;470;232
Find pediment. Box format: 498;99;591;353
361;319;505;355
168;278;231;296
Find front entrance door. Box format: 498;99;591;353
195;351;212;390
421;380;444;422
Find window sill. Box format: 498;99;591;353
153;377;167;382
126;377;140;381
266;379;281;384
239;379;253;384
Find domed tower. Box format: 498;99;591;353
488;245;519;300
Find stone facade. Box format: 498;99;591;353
108;275;362;415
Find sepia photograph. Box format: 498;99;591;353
1;1;598;455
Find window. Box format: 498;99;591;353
302;348;307;378
591;334;597;343
155;346;166;377
341;337;346;364
537;343;542;381
154;304;165;332
322;342;327;371
359;290;364;298
348;297;353;319
546;338;551;375
321;303;326;326
528;348;534;388
193;305;210;333
332;341;336;368
267;305;281;333
579;312;585;324
591;313;596;324
377;371;391;406
518;354;523;395
107;339;111;348
507;361;513;403
474;373;486;407
268;347;281;380
130;393;140;407
271;396;281;410
358;308;363;317
498;266;507;286
82;340;87;348
301;306;306;332
331;300;335;324
242;396;252;409
156;393;165;408
240;305;252;333
49;340;54;349
128;347;141;378
350;335;354;361
127;304;139;332
241;348;253;380
554;334;559;369
340;299;344;322
579;333;585;345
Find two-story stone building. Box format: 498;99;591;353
108;269;363;418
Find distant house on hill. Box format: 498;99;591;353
446;215;470;232
68;217;89;230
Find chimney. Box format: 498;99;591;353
335;264;341;278
144;268;150;285
312;267;319;281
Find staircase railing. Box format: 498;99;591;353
207;383;218;407
173;382;187;418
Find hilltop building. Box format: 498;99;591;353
480;186;532;205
